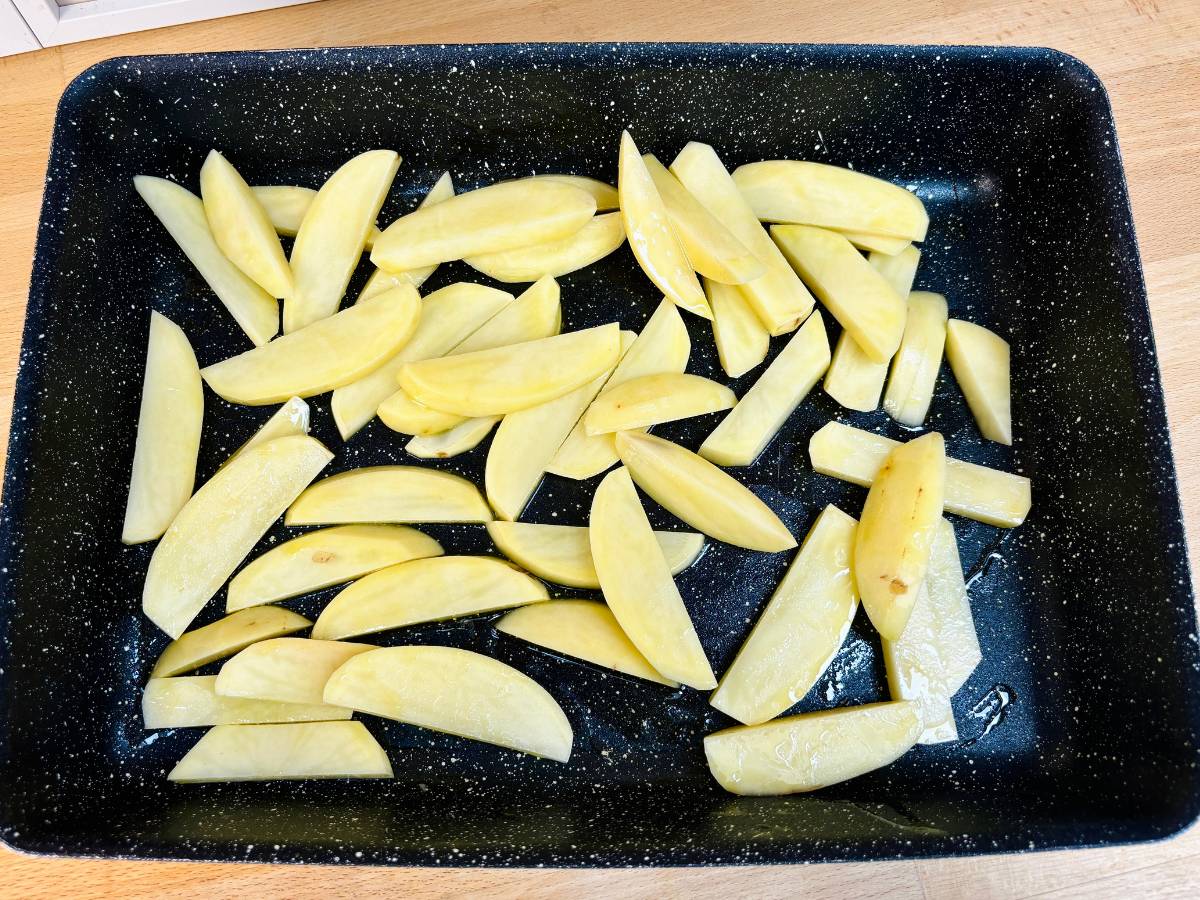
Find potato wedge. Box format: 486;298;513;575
839;230;911;255
354;172;456;299
706;277;769;378
144;676;351;728
807;421;1031;527
227;524;443;612
122;311;204;545
311;555;548;640
405;416;501;459
486;521;704;589
871;245;922;295
252;185;317;237
669;142;814;335
945;319;1012;445
223;397;309;468
143;435;333;638
202;284;421;405
151;607;311;677
496;600;677;686
732;160;929;241
616;431;795;552
285;149;400;332
377;392;465;436
324;646;573;762
134;175;278;346
704;701;921;795
585;373;735;435
215;637;375;705
286;466;492;525
710;505;858;725
590;467;716;689
465;213;625;282
699;310;829;467
168;721;392;782
883;291;948;426
520;174;619;210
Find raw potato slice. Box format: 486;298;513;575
216;638;375;705
324;646;574;762
122;312;204;545
143;676;351;728
377;392;465;436
839;230;910;255
772;224;905;364
465;213;626;282
496;600;677;686
871;245;922;295
151;606;311;677
143;435;333;638
200;151;293;298
589;467;716;689
167;721;392;782
354;172;456;299
521;174;619;210
286;149;400;332
585;373;735;435
286;466;492;525
202;285;421;405
807;422;1031;527
884;291;948;426
226;524;444;612
406;416;500;459
616;431;795;552
252;186;382;248
699;310;830;467
371;179;596;270
731;160;929;241
486;521;705;589
134;176;278;346
709;506;858;725
223;397;310;468
311;555;548;640
399;323;621;417
706;277;769;378
669;142;814;335
884;518;982;743
855;432;946;641
704;701;921;796
945;319;1012;445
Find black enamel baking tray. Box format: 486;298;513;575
1;43;1197;867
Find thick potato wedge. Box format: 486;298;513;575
589;467;716;689
520;174;619;210
706;277;769;378
202;285;421;405
709;506;858;725
585;373;735;435
486;521;704;589
496;600;677;686
252;185;318;237
465;213;625;282
143;435;332;638
134;175;278;346
355;172;456;299
871;244;922;295
377;391;465;436
168;721;392;782
324;646;574;762
699;310;829;467
227;524;443;611
405;416;501;459
311;555;548;640
808;421;1031;527
616;431;795;552
704;701;921;795
285;149;400;332
223;396;309;468
122;311;204;545
215;637;375;705
839;230;911;255
669;142;814;335
144;676;351;728
286;466;492;525
883;291;948;426
945;319;1012;445
151;606;311;677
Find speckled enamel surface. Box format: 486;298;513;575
0;43;1197;867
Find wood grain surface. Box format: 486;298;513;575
1;0;1198;897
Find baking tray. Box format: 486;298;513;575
1;43;1197;867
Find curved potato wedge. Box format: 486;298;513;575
252;185;382;248
840;230;911;255
406;416;500;459
465;213;625;282
945;319;1012;445
707;278;769;378
520;174;619;210
143;676;351;728
585;373;735;435
354;172;456;300
286;466;492;525
378;391;466;436
216;637;375;705
151;606;311;677
223;397;310;468
884;291;948;426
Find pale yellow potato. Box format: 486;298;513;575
354;172;456;299
945;319;1012;445
870;245;922;295
704;701;921;795
465;213;626;282
377;391;466;436
706;277;769;378
202;285;421;405
589;467;716;689
519;174;619;210
710;505;858;725
405;416;500;459
585;373;735;435
286;466;492;525
143;676;351;728
699;310;830;467
122;311;203;545
285;149;400;332
838;230;911;255
223;397;309;468
486;521;704;589
168;721;392;782
134;176;278;346
151;607;311;677
226;524;443;612
808;421;1031;527
215;637;375;705
496;600;677;686
883;291;948;426
143;435;333;638
669;142;814;335
311;555;548;640
732;160;929;241
324;646;574;762
200;151;293;298
252;186;382;248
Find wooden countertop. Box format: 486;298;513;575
1;0;1198;896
